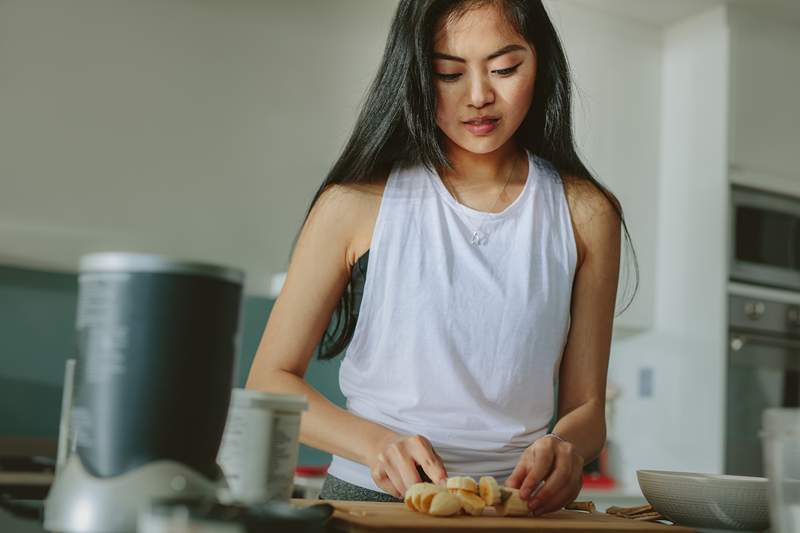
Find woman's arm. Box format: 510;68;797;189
549;179;621;461
246;184;386;463
505;178;621;514
246;183;447;497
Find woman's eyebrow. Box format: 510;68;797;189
432;43;526;63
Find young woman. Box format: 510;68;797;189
247;0;636;515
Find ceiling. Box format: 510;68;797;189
566;0;800;27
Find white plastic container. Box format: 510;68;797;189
762;408;800;533
293;465;329;500
217;388;308;504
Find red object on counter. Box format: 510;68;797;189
581;472;615;489
295;465;329;477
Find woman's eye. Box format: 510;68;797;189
494;64;520;76
434;73;461;82
433;63;521;82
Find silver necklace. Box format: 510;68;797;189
441;155;518;246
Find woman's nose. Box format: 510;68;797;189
467;73;494;108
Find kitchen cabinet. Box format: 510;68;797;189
727;6;800;190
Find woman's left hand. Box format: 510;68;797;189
504;434;584;515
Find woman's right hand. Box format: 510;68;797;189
367;433;448;498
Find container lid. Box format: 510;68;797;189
231;388;308;412
762;407;800;436
79;252;244;285
295;465;329;477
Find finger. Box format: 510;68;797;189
528;447;574;509
382;462;405;499
386;444;423;492
505;458;529;489
519;445;555;500
416;454;448;484
532;481;581;515
375;451;405;498
409;436;448;483
370;462;399;498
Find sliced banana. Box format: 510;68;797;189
403;482;423;510
454;490;486;516
428;491;462;516
478;476;501;506
417;485;446;513
446;475;477;493
495;487;530;516
404;493;416;511
404;482;441;512
405;476;530;518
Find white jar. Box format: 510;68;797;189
762;408;800;533
293;465;329;500
217;388;308;504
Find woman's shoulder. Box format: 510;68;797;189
315;170;389;268
560;175;621;269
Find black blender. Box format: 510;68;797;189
44;252;244;533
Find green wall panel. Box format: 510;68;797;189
0;266;344;466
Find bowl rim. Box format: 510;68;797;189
636;469;768;484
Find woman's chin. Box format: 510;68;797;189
459;138;512;155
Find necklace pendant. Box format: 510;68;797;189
471;230;486;246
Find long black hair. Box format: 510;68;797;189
295;0;639;360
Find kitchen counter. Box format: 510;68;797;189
0;493;692;532
578;486;649;512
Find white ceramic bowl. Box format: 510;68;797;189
636;470;770;531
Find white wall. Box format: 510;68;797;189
0;0;398;294
548;0;663;333
0;1;665;309
607;5;730;491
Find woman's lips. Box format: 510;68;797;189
463;119;499;135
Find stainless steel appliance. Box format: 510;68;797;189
726;185;800;476
44;252;244;533
726;290;800;476
730;185;800;291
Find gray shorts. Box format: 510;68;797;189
319;474;402;502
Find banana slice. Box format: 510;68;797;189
404;482;440;512
417;485;446;513
454;490;486;516
478;476;501;505
404;486;420;511
428;491;462;516
446;476;478;493
495;487;530;516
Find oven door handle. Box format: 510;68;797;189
730;332;800;352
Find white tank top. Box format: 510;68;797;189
327;150;578;493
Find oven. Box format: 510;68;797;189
726;185;800;476
730;185;800;291
726;291;800;476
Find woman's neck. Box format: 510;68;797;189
439;141;525;186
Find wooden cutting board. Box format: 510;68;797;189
299;500;696;532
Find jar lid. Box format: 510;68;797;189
295;465;329;477
230;388;308;412
80;252;244;285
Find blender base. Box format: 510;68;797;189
44;455;220;533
